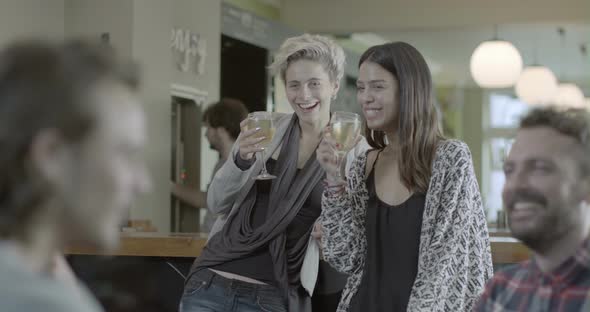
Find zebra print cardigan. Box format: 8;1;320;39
319;139;493;312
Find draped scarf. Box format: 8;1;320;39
195;114;324;309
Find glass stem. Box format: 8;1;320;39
335;152;344;180
260;150;268;175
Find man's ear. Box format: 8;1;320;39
217;127;231;140
29;129;70;186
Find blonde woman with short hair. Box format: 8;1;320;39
180;34;355;312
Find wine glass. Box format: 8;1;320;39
245;111;276;180
329;111;362;181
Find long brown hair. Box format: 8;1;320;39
359;42;444;194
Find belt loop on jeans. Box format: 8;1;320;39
202;269;215;289
252;284;259;300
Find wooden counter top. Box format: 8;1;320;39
490;236;531;264
66;232;208;258
65;232;531;264
488;227;512;237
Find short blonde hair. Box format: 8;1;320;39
269;34;345;84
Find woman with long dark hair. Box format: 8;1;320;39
317;42;493;311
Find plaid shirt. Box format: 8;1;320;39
474;238;590;312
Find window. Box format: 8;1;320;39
482;93;529;224
489;94;530;128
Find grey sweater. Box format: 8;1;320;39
0;243;103;312
205;112;370;296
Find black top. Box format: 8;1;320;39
350;163;426;312
212;158;323;285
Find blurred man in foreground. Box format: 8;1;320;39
0;39;150;311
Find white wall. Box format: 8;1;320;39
129;0;174;232
171;0;222;194
0;0;64;45
64;0;133;57
63;0;222;232
128;0;222;232
0;0;224;232
62;0;173;232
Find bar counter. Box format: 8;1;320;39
66;232;531;264
65;232;531;312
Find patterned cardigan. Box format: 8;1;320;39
320;139;493;312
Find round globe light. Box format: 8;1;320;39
553;83;585;108
470;40;523;88
515;66;558;106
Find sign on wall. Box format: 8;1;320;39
221;3;298;51
171;28;207;75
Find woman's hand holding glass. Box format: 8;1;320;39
317;111;361;183
237;118;266;161
239;112;276;180
317;127;343;183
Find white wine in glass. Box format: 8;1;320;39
329;111;362;181
246;119;275;148
246;112;276;180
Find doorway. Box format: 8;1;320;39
221;34;269;112
170;96;202;232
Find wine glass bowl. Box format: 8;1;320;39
329;111;362;180
246;112;276;180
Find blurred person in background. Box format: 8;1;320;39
0;39;150;312
475;107;590;311
171;98;248;233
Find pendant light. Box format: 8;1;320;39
470;25;523;88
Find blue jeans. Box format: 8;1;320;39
179;269;288;312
